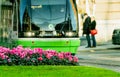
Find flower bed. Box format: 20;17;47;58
0;46;78;65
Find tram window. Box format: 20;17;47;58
19;0;78;38
55;20;73;34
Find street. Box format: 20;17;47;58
76;48;120;72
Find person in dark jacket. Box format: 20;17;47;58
82;13;91;48
90;16;97;47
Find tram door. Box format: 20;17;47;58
0;2;13;48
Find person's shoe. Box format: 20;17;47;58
91;46;96;48
85;46;91;48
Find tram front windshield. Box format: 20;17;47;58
19;0;78;38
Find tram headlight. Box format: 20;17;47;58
53;31;57;35
65;31;77;37
24;32;35;37
65;32;74;36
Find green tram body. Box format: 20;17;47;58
17;38;80;54
0;0;80;54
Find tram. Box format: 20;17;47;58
2;0;80;54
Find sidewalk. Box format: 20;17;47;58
77;41;120;52
76;41;120;72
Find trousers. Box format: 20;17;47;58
86;34;91;47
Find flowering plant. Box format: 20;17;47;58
0;46;78;65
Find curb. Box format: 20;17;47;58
78;59;120;67
77;45;120;52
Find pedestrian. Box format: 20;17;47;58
82;13;91;48
90;16;97;47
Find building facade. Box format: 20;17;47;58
77;0;120;44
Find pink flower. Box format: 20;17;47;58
34;48;43;56
68;56;73;61
57;53;64;59
28;50;33;55
73;56;78;63
34;48;43;52
46;53;52;59
20;52;26;58
65;52;71;56
16;45;24;49
38;57;43;61
10;50;16;55
0;46;10;54
0;53;5;59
